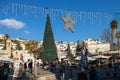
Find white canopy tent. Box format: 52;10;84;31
74;56;81;60
93;55;110;59
0;57;14;63
108;50;120;54
87;57;96;61
74;56;96;61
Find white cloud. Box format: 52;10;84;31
0;19;25;29
24;30;30;34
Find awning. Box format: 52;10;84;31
93;55;110;59
0;57;14;62
74;56;96;61
109;50;120;54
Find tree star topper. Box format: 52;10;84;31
61;12;75;33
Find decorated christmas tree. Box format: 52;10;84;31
66;43;74;60
42;14;57;62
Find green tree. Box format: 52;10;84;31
42;14;57;62
37;47;43;59
0;39;4;43
5;34;10;39
66;43;74;60
13;40;22;50
76;40;82;56
25;40;38;54
2;34;10;50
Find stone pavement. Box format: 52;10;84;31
24;67;80;80
20;67;58;80
12;71;34;80
36;67;79;80
36;67;57;80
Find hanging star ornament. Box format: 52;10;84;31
61;12;75;33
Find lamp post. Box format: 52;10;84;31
32;49;38;79
99;52;102;67
96;48;101;66
25;40;39;79
69;60;72;78
10;45;13;58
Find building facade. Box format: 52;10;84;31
84;38;110;55
55;41;77;59
0;34;111;60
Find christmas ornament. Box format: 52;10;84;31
61;12;75;33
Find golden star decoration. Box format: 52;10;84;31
61;12;75;33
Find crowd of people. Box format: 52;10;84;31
0;58;119;80
11;59;33;79
38;59;120;80
0;62;13;80
41;59;79;80
77;66;98;80
23;59;33;74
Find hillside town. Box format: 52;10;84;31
0;33;120;80
0;0;120;80
0;34;110;61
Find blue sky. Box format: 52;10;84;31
0;0;120;42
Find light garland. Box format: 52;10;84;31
0;0;119;24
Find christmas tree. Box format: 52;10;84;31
66;43;74;60
42;14;57;62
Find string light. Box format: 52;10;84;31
0;0;119;25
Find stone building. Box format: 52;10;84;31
84;38;110;55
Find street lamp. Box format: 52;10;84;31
98;52;102;67
32;48;39;79
10;45;13;58
29;40;39;79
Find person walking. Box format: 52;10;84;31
24;62;27;70
2;63;10;80
60;61;66;80
18;62;24;77
28;60;33;74
77;67;87;80
0;63;4;80
89;66;98;80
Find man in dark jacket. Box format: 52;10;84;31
28;60;33;74
77;67;87;80
89;66;97;80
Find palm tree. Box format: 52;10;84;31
116;31;120;50
4;34;10;39
2;34;10;50
110;20;118;50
